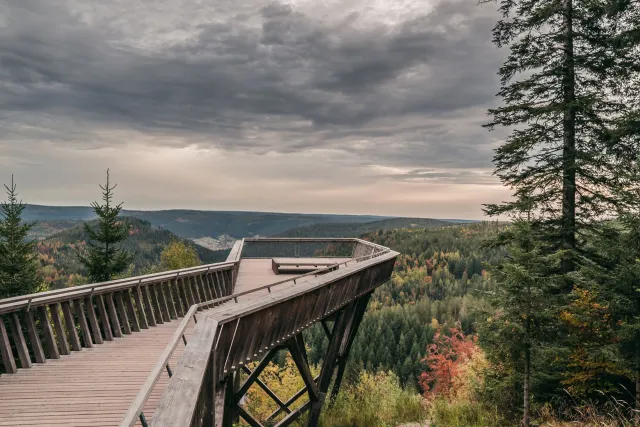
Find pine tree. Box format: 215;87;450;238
0;176;43;298
78;170;132;282
575;214;640;407
479;220;563;426
482;0;640;273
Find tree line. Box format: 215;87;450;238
477;0;640;425
0;170;203;300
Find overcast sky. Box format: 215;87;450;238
0;0;509;219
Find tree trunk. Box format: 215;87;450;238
561;0;577;274
523;321;531;427
636;330;640;424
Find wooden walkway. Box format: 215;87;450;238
0;257;350;426
0;318;196;426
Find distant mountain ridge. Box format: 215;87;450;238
23;205;477;241
276;217;453;238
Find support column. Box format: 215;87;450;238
306;301;355;427
330;292;372;402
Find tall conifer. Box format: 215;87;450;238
79;170;132;282
482;0;640;270
0;176;42;298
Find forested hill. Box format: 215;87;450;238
304;221;506;389
275;217;452;237
36;217;228;289
23;205;388;239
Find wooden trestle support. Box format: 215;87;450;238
217;293;372;427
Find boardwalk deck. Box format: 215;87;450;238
0;257;350;426
0;238;394;427
0;318;196;426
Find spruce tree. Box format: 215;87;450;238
574;214;640;407
79;170;132;282
480;220;562;426
482;0;640;271
0;177;43;298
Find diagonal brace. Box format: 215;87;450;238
235;346;280;402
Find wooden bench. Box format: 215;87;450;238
271;258;345;275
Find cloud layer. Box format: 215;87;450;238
0;0;509;218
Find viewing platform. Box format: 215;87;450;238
0;238;398;427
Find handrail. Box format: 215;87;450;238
0;260;236;315
121;244;390;427
120;298;211;427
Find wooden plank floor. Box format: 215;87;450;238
0;317;197;426
234;258;351;294
0;258;352;426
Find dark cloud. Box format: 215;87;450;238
0;0;504;171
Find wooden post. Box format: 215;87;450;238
164;282;178;319
115;291;132;334
105;293;123;337
156;283;171;322
171;280;185;317
142;286;157;327
73;299;93;348
0;316;17;373
85;296;104;344
61;301;81;352
133;287;149;329
38;306;59;359
306;305;352;426
149;285;164;325
96;294;113;341
25;309;46;363
123;290;141;332
331;293;372;402
49;303;70;355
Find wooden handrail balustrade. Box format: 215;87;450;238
0;260;238;374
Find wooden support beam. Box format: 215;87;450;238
105;292;123;337
156;282;171;322
273;401;311;427
142;286;157;327
170;279;184;317
287;336;320;402
85;296;103;344
242;365;291;416
235;346;280;401
266;375;319;422
133;287;149;329
8;313;31;368
320;320;332;340
25;309;46;363
163;282;178;319
236;405;264;427
61;301;81;351
123;289;141;332
0;316;17;373
49;303;70;355
115;291;132;335
306;304;353;426
331;293;372;402
73;299;93;348
222;372;237;427
38;306;59;359
149;285;164;324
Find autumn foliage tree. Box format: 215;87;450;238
419;327;478;400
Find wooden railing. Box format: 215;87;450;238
121;238;392;427
149;239;398;426
0;261;237;374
